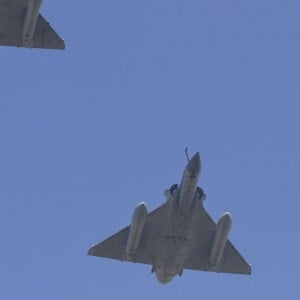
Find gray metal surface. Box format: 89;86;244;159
0;0;65;49
88;152;251;283
88;203;167;266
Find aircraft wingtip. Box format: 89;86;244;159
247;264;252;275
87;246;95;256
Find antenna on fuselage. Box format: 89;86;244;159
185;147;190;162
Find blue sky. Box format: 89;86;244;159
1;0;300;299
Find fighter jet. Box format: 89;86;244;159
0;0;65;49
88;152;251;284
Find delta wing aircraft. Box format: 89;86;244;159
88;152;251;283
0;0;65;49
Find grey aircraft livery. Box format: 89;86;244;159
0;0;64;49
88;152;251;283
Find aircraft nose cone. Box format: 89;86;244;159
186;152;201;176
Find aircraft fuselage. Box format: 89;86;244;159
153;152;203;283
87;151;251;284
178;152;200;215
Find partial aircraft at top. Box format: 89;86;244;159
0;0;65;50
88;151;251;284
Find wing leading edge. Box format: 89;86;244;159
88;204;167;266
184;206;251;275
31;15;65;50
88;201;251;275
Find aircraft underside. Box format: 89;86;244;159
88;152;251;284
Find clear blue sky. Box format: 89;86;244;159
1;1;300;299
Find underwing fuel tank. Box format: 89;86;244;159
125;202;148;260
210;212;232;269
22;0;42;46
